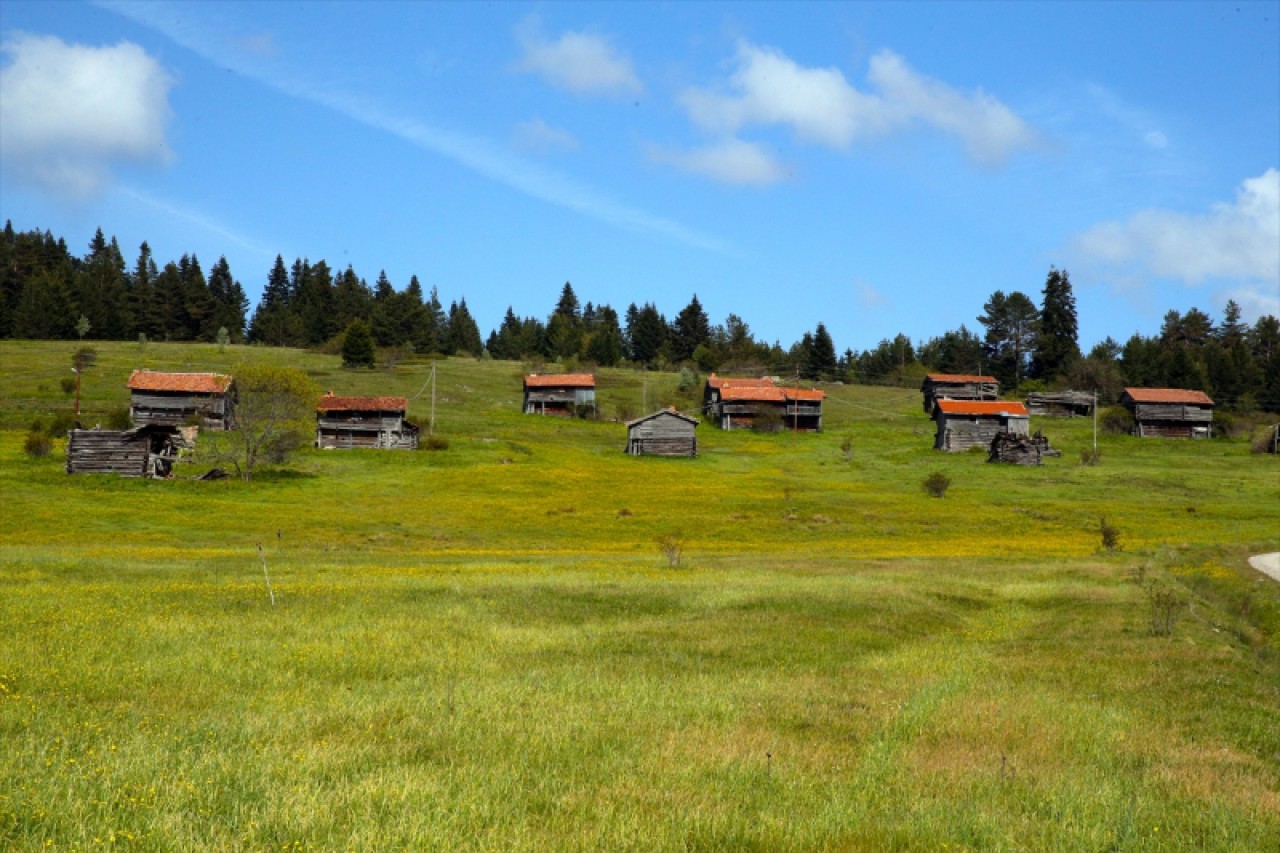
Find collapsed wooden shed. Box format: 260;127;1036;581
625;408;698;457
128;370;235;430
1119;388;1214;438
921;373;999;414
315;393;419;449
988;430;1058;466
1025;391;1094;418
933;399;1030;452
523;373;596;416
66;425;184;477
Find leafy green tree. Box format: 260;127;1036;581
341;318;376;368
206;365;318;481
1030;267;1080;382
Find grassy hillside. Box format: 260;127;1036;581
2;340;1277;850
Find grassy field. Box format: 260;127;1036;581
1;340;1278;851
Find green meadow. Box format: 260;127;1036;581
1;340;1278;851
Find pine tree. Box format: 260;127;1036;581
627;302;666;365
806;322;838;380
446;299;483;356
341;318;376;368
248;256;293;345
978;290;1038;391
1030;267;1080;382
671;294;711;362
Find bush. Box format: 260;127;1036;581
656;532;684;568
261;429;305;464
106;406;132;430
1100;516;1122;552
574;403;596;420
1100;406;1134;435
677;366;699;392
23;432;51;458
1080;448;1102;466
44;412;76;437
923;472;951;498
423;435;449;451
60;377;76;395
751;406;784;433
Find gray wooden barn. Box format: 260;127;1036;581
706;376;824;431
1119;388;1214;438
315;393;419;449
66;425;184;477
933;399;1030;452
128;370;235;429
921;373;999;413
523;373;596;416
626;408;698;456
1025;391;1094;418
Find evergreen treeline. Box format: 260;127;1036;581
2;223;1275;412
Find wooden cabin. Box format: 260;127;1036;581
523;373;596;416
709;378;824;431
625;408;698;457
702;374;777;416
128;370;235;430
66;425;184;477
921;373;999;413
315;392;419;449
1119;388;1214;438
933;399;1029;452
1025;391;1094;418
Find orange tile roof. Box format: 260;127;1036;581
784;388;826;401
523;373;595;388
706;374;776;390
935;399;1029;416
127;370;233;394
1122;387;1214;405
925;373;998;384
719;385;786;402
316;393;408;412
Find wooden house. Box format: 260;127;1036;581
128;370;235;430
1119;388;1214;438
315;392;419;449
66;425;184;477
1025;391;1094;418
523;373;596;416
933;399;1029;452
921;373;999;413
702;374;776;416
708;377;824;431
625;408;698;457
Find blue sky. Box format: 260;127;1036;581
1;0;1277;354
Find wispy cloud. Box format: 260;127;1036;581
854;278;888;310
514;17;643;98
646;139;790;186
0;32;174;199
97;1;725;252
117;184;277;259
677;42;1036;169
1072;168;1280;288
511;118;579;155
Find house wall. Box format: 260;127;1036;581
627;414;697;456
315;413;418;449
524;388;595;415
935;414;1029;452
131;391;232;429
1128;403;1213;438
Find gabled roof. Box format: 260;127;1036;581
523;373;595;388
1121;387;1214;405
316;392;408;413
127;370;233;393
935;399;1029;417
785;388;826;402
626;407;699;428
924;373;999;384
720;384;786;402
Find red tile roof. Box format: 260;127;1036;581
127;370;233;393
706;374;776;390
316;393;408;412
785;388;826;402
1122;387;1214;405
935;399;1029;417
925;373;999;384
523;373;595;388
720;384;786;402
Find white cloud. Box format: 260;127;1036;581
512;118;579;155
1073;168;1280;286
677;42;1034;167
646;139;790;186
514;19;642;98
1221;284;1280;322
854;278;888;310
0;33;174;199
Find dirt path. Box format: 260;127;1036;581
1248;553;1280;583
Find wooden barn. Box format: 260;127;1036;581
933;399;1030;452
66;425;184;477
705;376;824;431
625;408;698;457
128;370;235;430
1025;391;1094;418
921;373;999;413
1120;388;1214;438
523;373;596;416
315;393;419;449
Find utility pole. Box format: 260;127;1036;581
1092;389;1098;452
429;361;437;436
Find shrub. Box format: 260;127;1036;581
1100;516;1121;552
1148;585;1184;637
106;406;132;430
751;406;784;433
423;435;449;451
1100;406;1134;435
656;532;684;568
44;412;76;437
73;346;97;369
60;377;76;395
23;432;51;458
840;435;854;462
574;403;596;420
1080;448;1102;466
923;472;951;498
677;366;699;392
